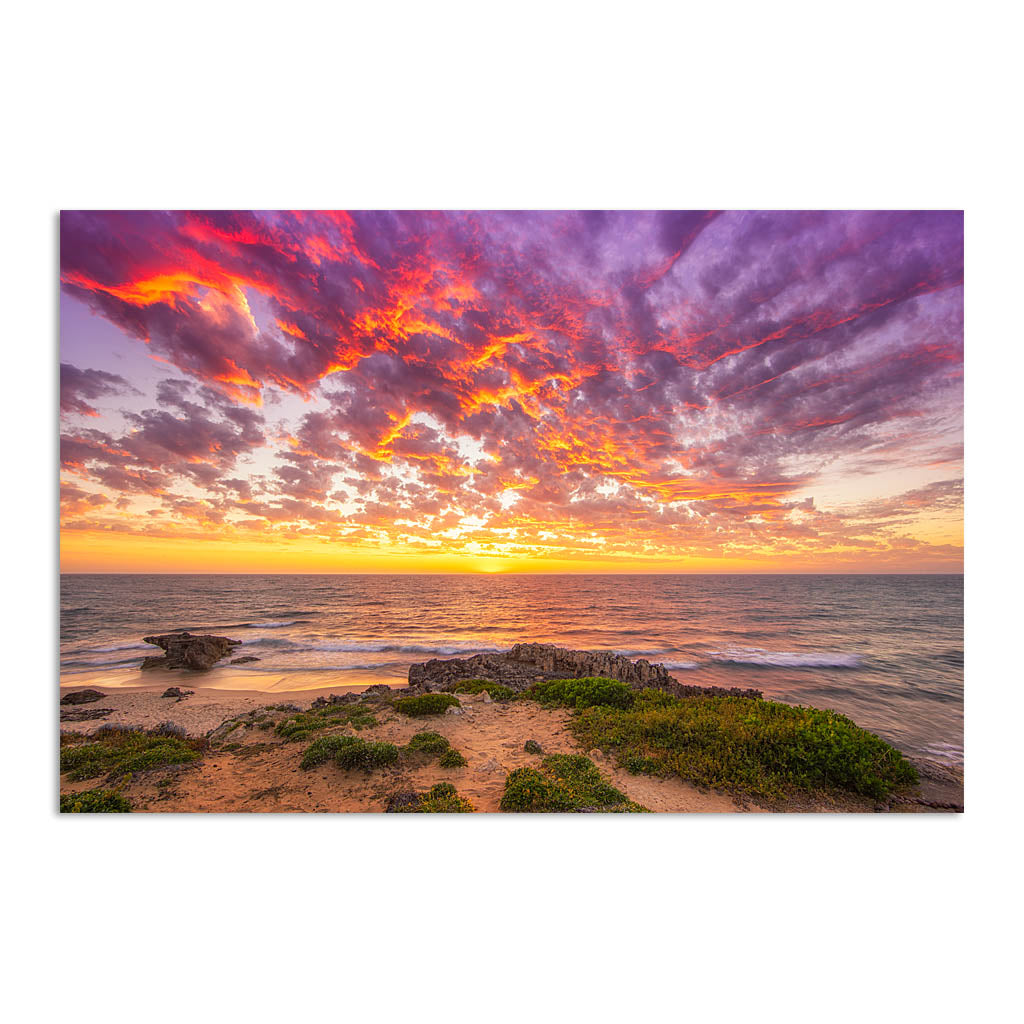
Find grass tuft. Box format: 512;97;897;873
405;731;450;755
60;727;204;781
60;788;132;813
525;676;635;710
275;704;379;741
438;748;468;768
394;694;461;717
500;754;647;812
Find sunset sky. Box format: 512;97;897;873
59;210;963;573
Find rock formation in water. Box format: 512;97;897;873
141;632;241;671
407;642;762;699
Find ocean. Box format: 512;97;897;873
59;573;964;765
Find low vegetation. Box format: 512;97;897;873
525;676;635;710
60;788;132;813
60;727;204;781
438;748;468;768
405;731;451;755
572;689;919;801
403;730;468;767
300;734;399;771
394;694;461;717
500;754;647;812
452;679;515;701
275;703;379;741
389;782;475;813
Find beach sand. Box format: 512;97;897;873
59;684;744;813
59;681;962;813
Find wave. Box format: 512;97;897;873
708;646;863;668
661;660;700;670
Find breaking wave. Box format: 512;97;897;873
708;647;863;668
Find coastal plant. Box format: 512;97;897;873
526;676;635;710
275;704;378;741
60;727;204;781
405;731;451;755
393;694;461;717
571;694;919;801
499;754;647;813
300;734;360;770
388;782;475;812
333;738;400;771
60;788;133;813
438;747;468;768
418;782;475;812
452;679;515;701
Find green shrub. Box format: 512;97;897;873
499;754;646;812
276;703;379;741
526;677;635;710
300;734;360;770
419;782;475;812
453;679;515;701
60;788;132;813
572;695;919;801
405;731;451;755
60;728;203;781
523;740;543;754
438;748;468;768
394;694;461;717
333;739;399;771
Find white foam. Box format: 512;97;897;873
708;646;862;668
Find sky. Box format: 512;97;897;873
58;210;963;573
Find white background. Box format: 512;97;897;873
3;2;1019;1021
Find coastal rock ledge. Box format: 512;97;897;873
141;632;241;671
408;643;763;700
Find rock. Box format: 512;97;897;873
480;690;492;704
60;688;106;705
230;656;261;665
311;693;361;709
160;687;194;698
444;706;465;716
588;748;603;761
524;740;543;754
60;707;114;722
361;684;394;698
407;642;763;700
475;757;501;773
140;632;241;671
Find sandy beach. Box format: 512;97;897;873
59;677;963;813
60;684;745;812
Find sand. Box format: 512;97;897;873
59;685;743;813
59;682;962;813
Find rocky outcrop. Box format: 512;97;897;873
160;687;194;699
141;632;241;671
230;656;261;665
408;642;763;700
60;688;106;705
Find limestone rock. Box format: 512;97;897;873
60;688;106;705
407;642;762;700
140;632;241;671
160;687;194;698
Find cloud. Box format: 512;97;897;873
60;363;138;417
59;211;963;567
